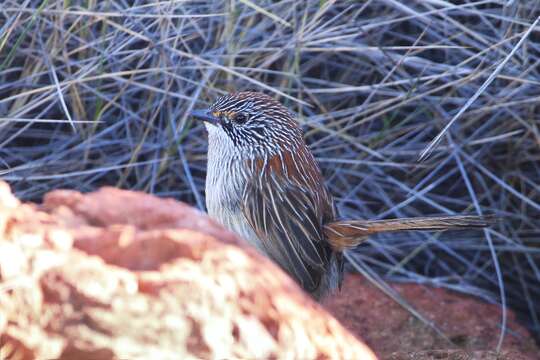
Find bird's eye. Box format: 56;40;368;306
234;113;248;125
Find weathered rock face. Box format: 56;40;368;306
2;182;538;360
0;183;375;360
324;274;539;360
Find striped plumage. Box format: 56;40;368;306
194;91;492;299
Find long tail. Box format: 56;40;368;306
324;215;494;251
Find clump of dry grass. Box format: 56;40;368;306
1;0;539;348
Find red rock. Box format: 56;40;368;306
3;182;537;360
324;274;539;359
0;183;375;360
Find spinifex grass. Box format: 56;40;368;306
1;0;539;349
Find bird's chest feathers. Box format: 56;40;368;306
204;126;256;242
205;159;244;214
205;134;244;213
206;157;265;251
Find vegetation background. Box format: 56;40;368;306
1;0;539;349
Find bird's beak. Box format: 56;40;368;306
191;109;219;125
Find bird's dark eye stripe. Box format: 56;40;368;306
234;113;248;124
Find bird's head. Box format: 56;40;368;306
192;91;303;158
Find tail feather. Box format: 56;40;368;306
324;215;495;251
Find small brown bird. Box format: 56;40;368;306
193;91;491;299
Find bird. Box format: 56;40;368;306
192;91;492;300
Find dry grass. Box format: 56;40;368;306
1;0;539;349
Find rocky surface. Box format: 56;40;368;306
324;274;539;359
1;182;537;360
0;182;375;359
